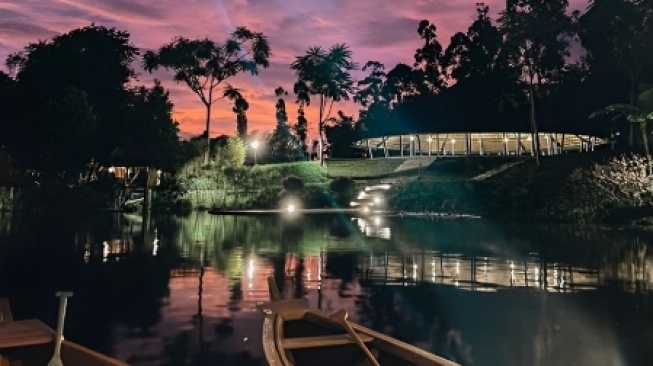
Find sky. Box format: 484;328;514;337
0;0;587;140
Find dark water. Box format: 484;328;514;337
0;211;652;366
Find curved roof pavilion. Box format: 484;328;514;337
358;132;609;158
355;87;612;158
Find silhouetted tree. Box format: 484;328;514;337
442;3;505;82
499;0;575;166
291;44;357;165
5;25;140;179
143;27;270;164
413;20;446;94
579;0;653;146
223;87;249;139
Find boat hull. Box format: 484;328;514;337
261;304;460;366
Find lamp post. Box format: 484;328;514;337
427;137;432;156
451;139;456;156
251;141;259;165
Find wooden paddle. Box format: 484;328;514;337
330;309;380;366
48;291;73;366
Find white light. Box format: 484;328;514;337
410;136;415;141
251;141;259;149
247;259;255;280
374;217;381;225
503;138;509;143
108;166;115;173
427;137;433;142
287;204;295;213
374;197;382;204
451;139;456;144
363;206;370;213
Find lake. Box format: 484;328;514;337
0;211;651;366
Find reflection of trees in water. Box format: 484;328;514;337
359;285;473;365
160;331;265;366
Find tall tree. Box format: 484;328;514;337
413;20;446;94
0;72;15;149
355;61;391;156
6;25;139;164
124;80;181;170
291;44;357;165
224;87;249;139
143;27;271;164
591;87;653;170
325;110;358;158
292;82;310;154
499;0;574;165
269;87;300;160
275;87;289;126
442;3;504;82
579;0;653;145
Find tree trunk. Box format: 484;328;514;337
319;95;325;166
529;83;540;166
639;122;651;174
204;101;212;165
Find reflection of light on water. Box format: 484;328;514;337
354;217;392;240
152;238;159;256
247;259;255;289
103;241;109;262
84;244;90;264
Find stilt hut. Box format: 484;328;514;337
105;133;169;212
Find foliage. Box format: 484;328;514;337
123;80;182;171
268;123;301;161
591;86;653;160
328;177;357;206
324;110;359;158
212;136;246;168
442;3;505;82
304;185;333;208
282;176;304;193
291;44;357;164
499;0;575;165
143;27;270;163
579;0;653;104
225;87;249;138
413;19;446;93
4;25;139;174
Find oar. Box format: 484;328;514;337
48;291;73;366
330;309;380;366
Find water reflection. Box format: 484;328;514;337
0;212;652;365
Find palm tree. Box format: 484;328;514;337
291;44;357;165
591;87;653;171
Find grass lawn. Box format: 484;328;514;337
326;158;406;179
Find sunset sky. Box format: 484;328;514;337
0;0;587;140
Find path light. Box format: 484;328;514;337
251;140;260;164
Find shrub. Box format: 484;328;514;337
283;176;304;193
329;177;357;206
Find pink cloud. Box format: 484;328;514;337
1;0;589;140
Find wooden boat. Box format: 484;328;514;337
0;297;128;366
260;277;460;366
